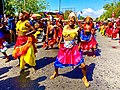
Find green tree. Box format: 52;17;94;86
80;16;84;20
4;0;15;15
103;3;112;10
63;10;72;20
114;2;120;18
103;3;114;19
99;1;120;20
4;0;49;15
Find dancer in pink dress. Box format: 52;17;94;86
50;12;90;87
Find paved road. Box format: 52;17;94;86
0;32;120;90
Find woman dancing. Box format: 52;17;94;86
12;11;37;72
43;20;57;49
50;12;90;87
80;16;97;57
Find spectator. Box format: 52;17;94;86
8;14;16;43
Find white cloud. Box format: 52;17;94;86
77;8;105;18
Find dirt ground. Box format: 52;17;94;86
0;31;120;90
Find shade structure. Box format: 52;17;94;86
31;14;41;18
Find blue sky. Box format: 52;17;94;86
46;0;119;18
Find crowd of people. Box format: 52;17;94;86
1;10;112;88
97;16;120;44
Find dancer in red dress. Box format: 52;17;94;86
111;17;120;41
43;20;57;49
12;11;37;72
80;16;97;57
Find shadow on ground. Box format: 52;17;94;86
86;63;95;81
0;71;46;90
37;45;43;49
59;63;95;81
35;57;56;70
83;49;101;57
0;66;12;79
0;54;15;61
9;54;15;61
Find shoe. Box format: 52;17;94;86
44;46;49;50
82;76;90;88
5;59;10;63
16;64;20;67
50;71;58;79
32;66;37;71
5;56;10;63
20;69;25;73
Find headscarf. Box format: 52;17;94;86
68;12;77;21
21;10;29;19
84;16;93;22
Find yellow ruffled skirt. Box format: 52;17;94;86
20;45;36;69
13;36;37;70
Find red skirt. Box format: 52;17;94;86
80;36;97;50
13;35;37;59
107;28;114;37
43;29;57;48
112;28;119;38
58;27;63;38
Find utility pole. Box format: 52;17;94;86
59;0;61;12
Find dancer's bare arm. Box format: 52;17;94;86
25;22;36;35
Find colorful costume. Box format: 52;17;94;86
34;23;43;39
56;19;63;40
12;20;37;69
112;20;120;39
100;25;105;36
57;27;63;40
105;22;114;37
0;31;8;53
80;23;97;50
50;13;90;88
34;28;43;39
54;25;84;68
43;27;57;48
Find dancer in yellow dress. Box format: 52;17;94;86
50;12;90;87
12;11;37;72
34;22;43;39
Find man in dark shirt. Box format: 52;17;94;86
8;14;16;43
